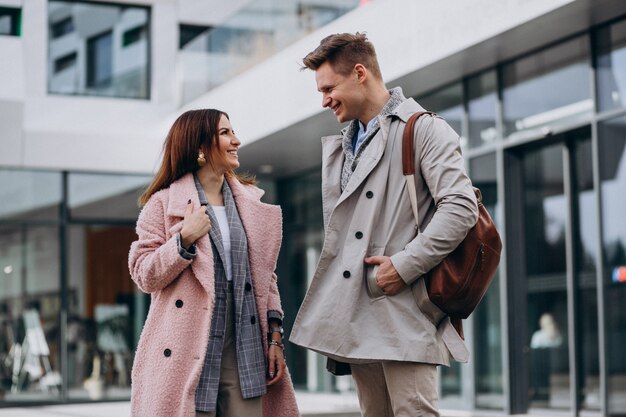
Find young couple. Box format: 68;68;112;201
129;32;478;417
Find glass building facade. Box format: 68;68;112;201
275;14;626;416
47;1;150;99
0;171;151;403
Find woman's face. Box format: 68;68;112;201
209;114;240;173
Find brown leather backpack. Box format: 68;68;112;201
402;112;503;338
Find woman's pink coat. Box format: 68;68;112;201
128;173;299;417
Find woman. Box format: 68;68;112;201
128;109;299;417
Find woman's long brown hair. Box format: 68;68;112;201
139;109;255;207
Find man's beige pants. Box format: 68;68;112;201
351;361;440;417
196;287;263;417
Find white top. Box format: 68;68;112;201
213;206;232;281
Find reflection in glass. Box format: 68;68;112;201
418;83;465;149
0;170;62;221
523;144;570;409
178;0;359;102
0;226;61;402
67;225;142;400
468;71;498;149
47;1;149;99
503;36;591;136
470;153;503;409
68;173;151;220
598;116;626;416
596;18;626;112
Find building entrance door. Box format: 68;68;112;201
507;126;600;414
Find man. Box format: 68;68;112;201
289;33;479;417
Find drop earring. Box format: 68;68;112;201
197;150;206;167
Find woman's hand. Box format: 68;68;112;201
180;201;211;248
267;342;286;385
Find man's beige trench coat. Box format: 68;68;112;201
290;94;479;365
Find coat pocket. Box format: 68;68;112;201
365;247;385;299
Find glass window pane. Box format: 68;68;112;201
68;173;151;221
179;0;360;102
470;153;504;409
598;116;626;416
417;83;465;148
67;225;142;400
0;170;62;221
48;1;150;99
523;144;570;409
596;18;626;112
468;71;498;149
0;226;61;402
503;36;591;137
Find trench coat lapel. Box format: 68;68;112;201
335;116;397;207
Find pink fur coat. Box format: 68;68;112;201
128;173;299;417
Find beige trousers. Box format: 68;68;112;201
196;287;263;417
351;361;439;417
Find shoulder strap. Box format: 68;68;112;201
402;111;435;228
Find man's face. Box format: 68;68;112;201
315;61;363;123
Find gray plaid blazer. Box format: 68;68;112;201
194;177;267;412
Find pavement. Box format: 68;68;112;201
0;391;362;417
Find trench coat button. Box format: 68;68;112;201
250;315;256;324
175;299;183;308
366;191;374;199
355;231;363;239
245;282;252;291
343;270;351;278
164;349;171;357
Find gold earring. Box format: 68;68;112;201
197;150;206;167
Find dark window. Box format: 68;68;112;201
87;31;113;88
180;24;212;49
51;16;74;38
122;25;146;47
0;7;21;36
54;52;77;73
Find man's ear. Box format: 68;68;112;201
354;64;368;84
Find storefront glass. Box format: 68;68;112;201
0;169;150;403
0;226;61;402
470;153;503;409
598;116;626;416
468;71;498;149
503;36;591;137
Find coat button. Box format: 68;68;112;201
245;282;252;291
355;231;363;239
343;270;351;278
366;191;374;199
175;299;183;308
250;315;256;324
164;349;171;357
